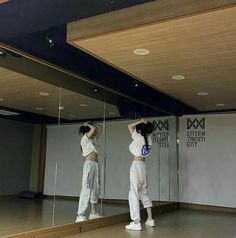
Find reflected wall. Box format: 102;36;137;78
0;65;62;236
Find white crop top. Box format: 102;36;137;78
129;130;152;157
81;133;99;157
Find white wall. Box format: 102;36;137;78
44;117;178;201
104;116;178;201
45;113;236;208
179;114;236;208
104;119;159;200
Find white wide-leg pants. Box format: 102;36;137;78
77;160;99;216
129;160;153;222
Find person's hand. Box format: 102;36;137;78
140;118;147;124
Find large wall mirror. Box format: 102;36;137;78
0;64;62;236
0;46;179;237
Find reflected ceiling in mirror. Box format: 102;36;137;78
0;66;120;121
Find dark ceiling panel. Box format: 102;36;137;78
0;0;152;40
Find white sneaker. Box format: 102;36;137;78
76;215;87;222
145;219;155;227
125;222;142;231
89;213;102;220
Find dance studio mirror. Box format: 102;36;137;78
0;59;120;235
0;65;63;236
0;48;179;237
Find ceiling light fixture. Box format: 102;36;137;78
39;92;50;96
133;80;139;88
35;107;44;111
197;92;209;96
93;88;99;93
216;103;225;107
46;35;54;48
134;49;150;55
0;109;20;116
0;98;4;101
59;106;64;110
171;75;185;80
69;114;77;118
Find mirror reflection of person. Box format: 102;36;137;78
76;122;102;222
125;118;156;231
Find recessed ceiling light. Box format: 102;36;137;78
59;106;64;110
171;75;185;80
133;81;139;88
134;49;150;55
93;88;99;93
0;98;4;101
39;92;50;96
216;103;225;107
80;104;88;107
197;92;209;96
0;109;20;116
69;114;77;118
35;107;44;111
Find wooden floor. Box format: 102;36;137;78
66;210;236;238
4;199;236;238
0;198;129;237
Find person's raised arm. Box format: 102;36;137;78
93;123;102;138
84;122;96;138
128;118;147;135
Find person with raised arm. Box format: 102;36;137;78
76;122;102;222
125;118;156;231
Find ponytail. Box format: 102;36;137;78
136;121;156;150
140;130;149;150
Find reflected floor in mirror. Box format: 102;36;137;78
65;210;236;238
0;197;129;236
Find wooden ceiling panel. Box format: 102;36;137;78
68;5;236;111
0;67;119;120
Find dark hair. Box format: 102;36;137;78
79;125;91;135
136;122;155;149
